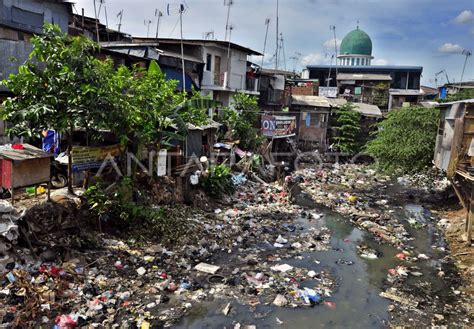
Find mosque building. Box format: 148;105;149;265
303;25;424;111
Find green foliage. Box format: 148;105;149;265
220;92;263;150
202;164;235;198
85;177;189;243
333;102;362;154
441;88;474;103
1;23;118;138
365;106;440;174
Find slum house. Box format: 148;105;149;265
303;26;423;111
336;73;391;109
433;99;474;244
100;42;201;92
136;38;262;106
290;95;331;151
258;68;298;112
0;0;72;144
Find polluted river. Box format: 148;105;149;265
176;190;461;328
1;165;471;328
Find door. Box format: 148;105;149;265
214;55;221;85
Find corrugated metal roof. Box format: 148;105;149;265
352;103;383;118
291;95;331;108
307;65;423;72
337;73;392;81
160;50;203;63
0;144;52;161
389;89;424;96
327;98;347;107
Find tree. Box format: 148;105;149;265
365;106;440;174
220;92;263;150
1;23;120;192
333;102;362;154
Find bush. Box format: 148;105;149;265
202;164;235;197
365;106;439;174
220;93;264;151
333;102;362;154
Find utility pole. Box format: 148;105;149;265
278;33;286;71
155;9;163;40
224;0;234;41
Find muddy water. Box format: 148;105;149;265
175;194;451;328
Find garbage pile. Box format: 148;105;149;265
288;165;411;248
0;200;23;274
0;178;337;327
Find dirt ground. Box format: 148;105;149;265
435;205;474;317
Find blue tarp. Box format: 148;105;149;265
162;67;196;91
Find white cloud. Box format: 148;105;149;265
454;10;474;24
438;43;464;54
301;52;325;65
323;38;342;50
372;58;388;65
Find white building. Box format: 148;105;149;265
152;38;261;106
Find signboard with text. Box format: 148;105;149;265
261;115;297;138
71;144;123;171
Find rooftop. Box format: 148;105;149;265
133;37;263;56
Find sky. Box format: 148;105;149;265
73;0;474;87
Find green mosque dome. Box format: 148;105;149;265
340;28;372;56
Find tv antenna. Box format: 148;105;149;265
144;19;152;37
275;0;279;70
290;52;302;73
167;3;188;93
224;0;234;41
260;18;271;70
459;49;472;89
277;33;286;71
329;25;338;72
154;9;163;39
203;31;215;40
116;10;123;33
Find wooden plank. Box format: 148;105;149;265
447;118;464;178
452;181;467;210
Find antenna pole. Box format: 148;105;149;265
155;10;162;40
224;0;233;41
93;0;100;42
460;50;472;89
260;18;270;70
117;10;123;34
275;0;279;70
180;5;186;94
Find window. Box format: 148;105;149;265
206;54;212;71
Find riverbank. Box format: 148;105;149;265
435;206;474;319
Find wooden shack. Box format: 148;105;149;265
0;144;52;203
434;99;474;243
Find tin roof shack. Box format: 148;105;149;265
291;95;331;151
0;144;52;203
434;99;474;243
169;121;221;176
